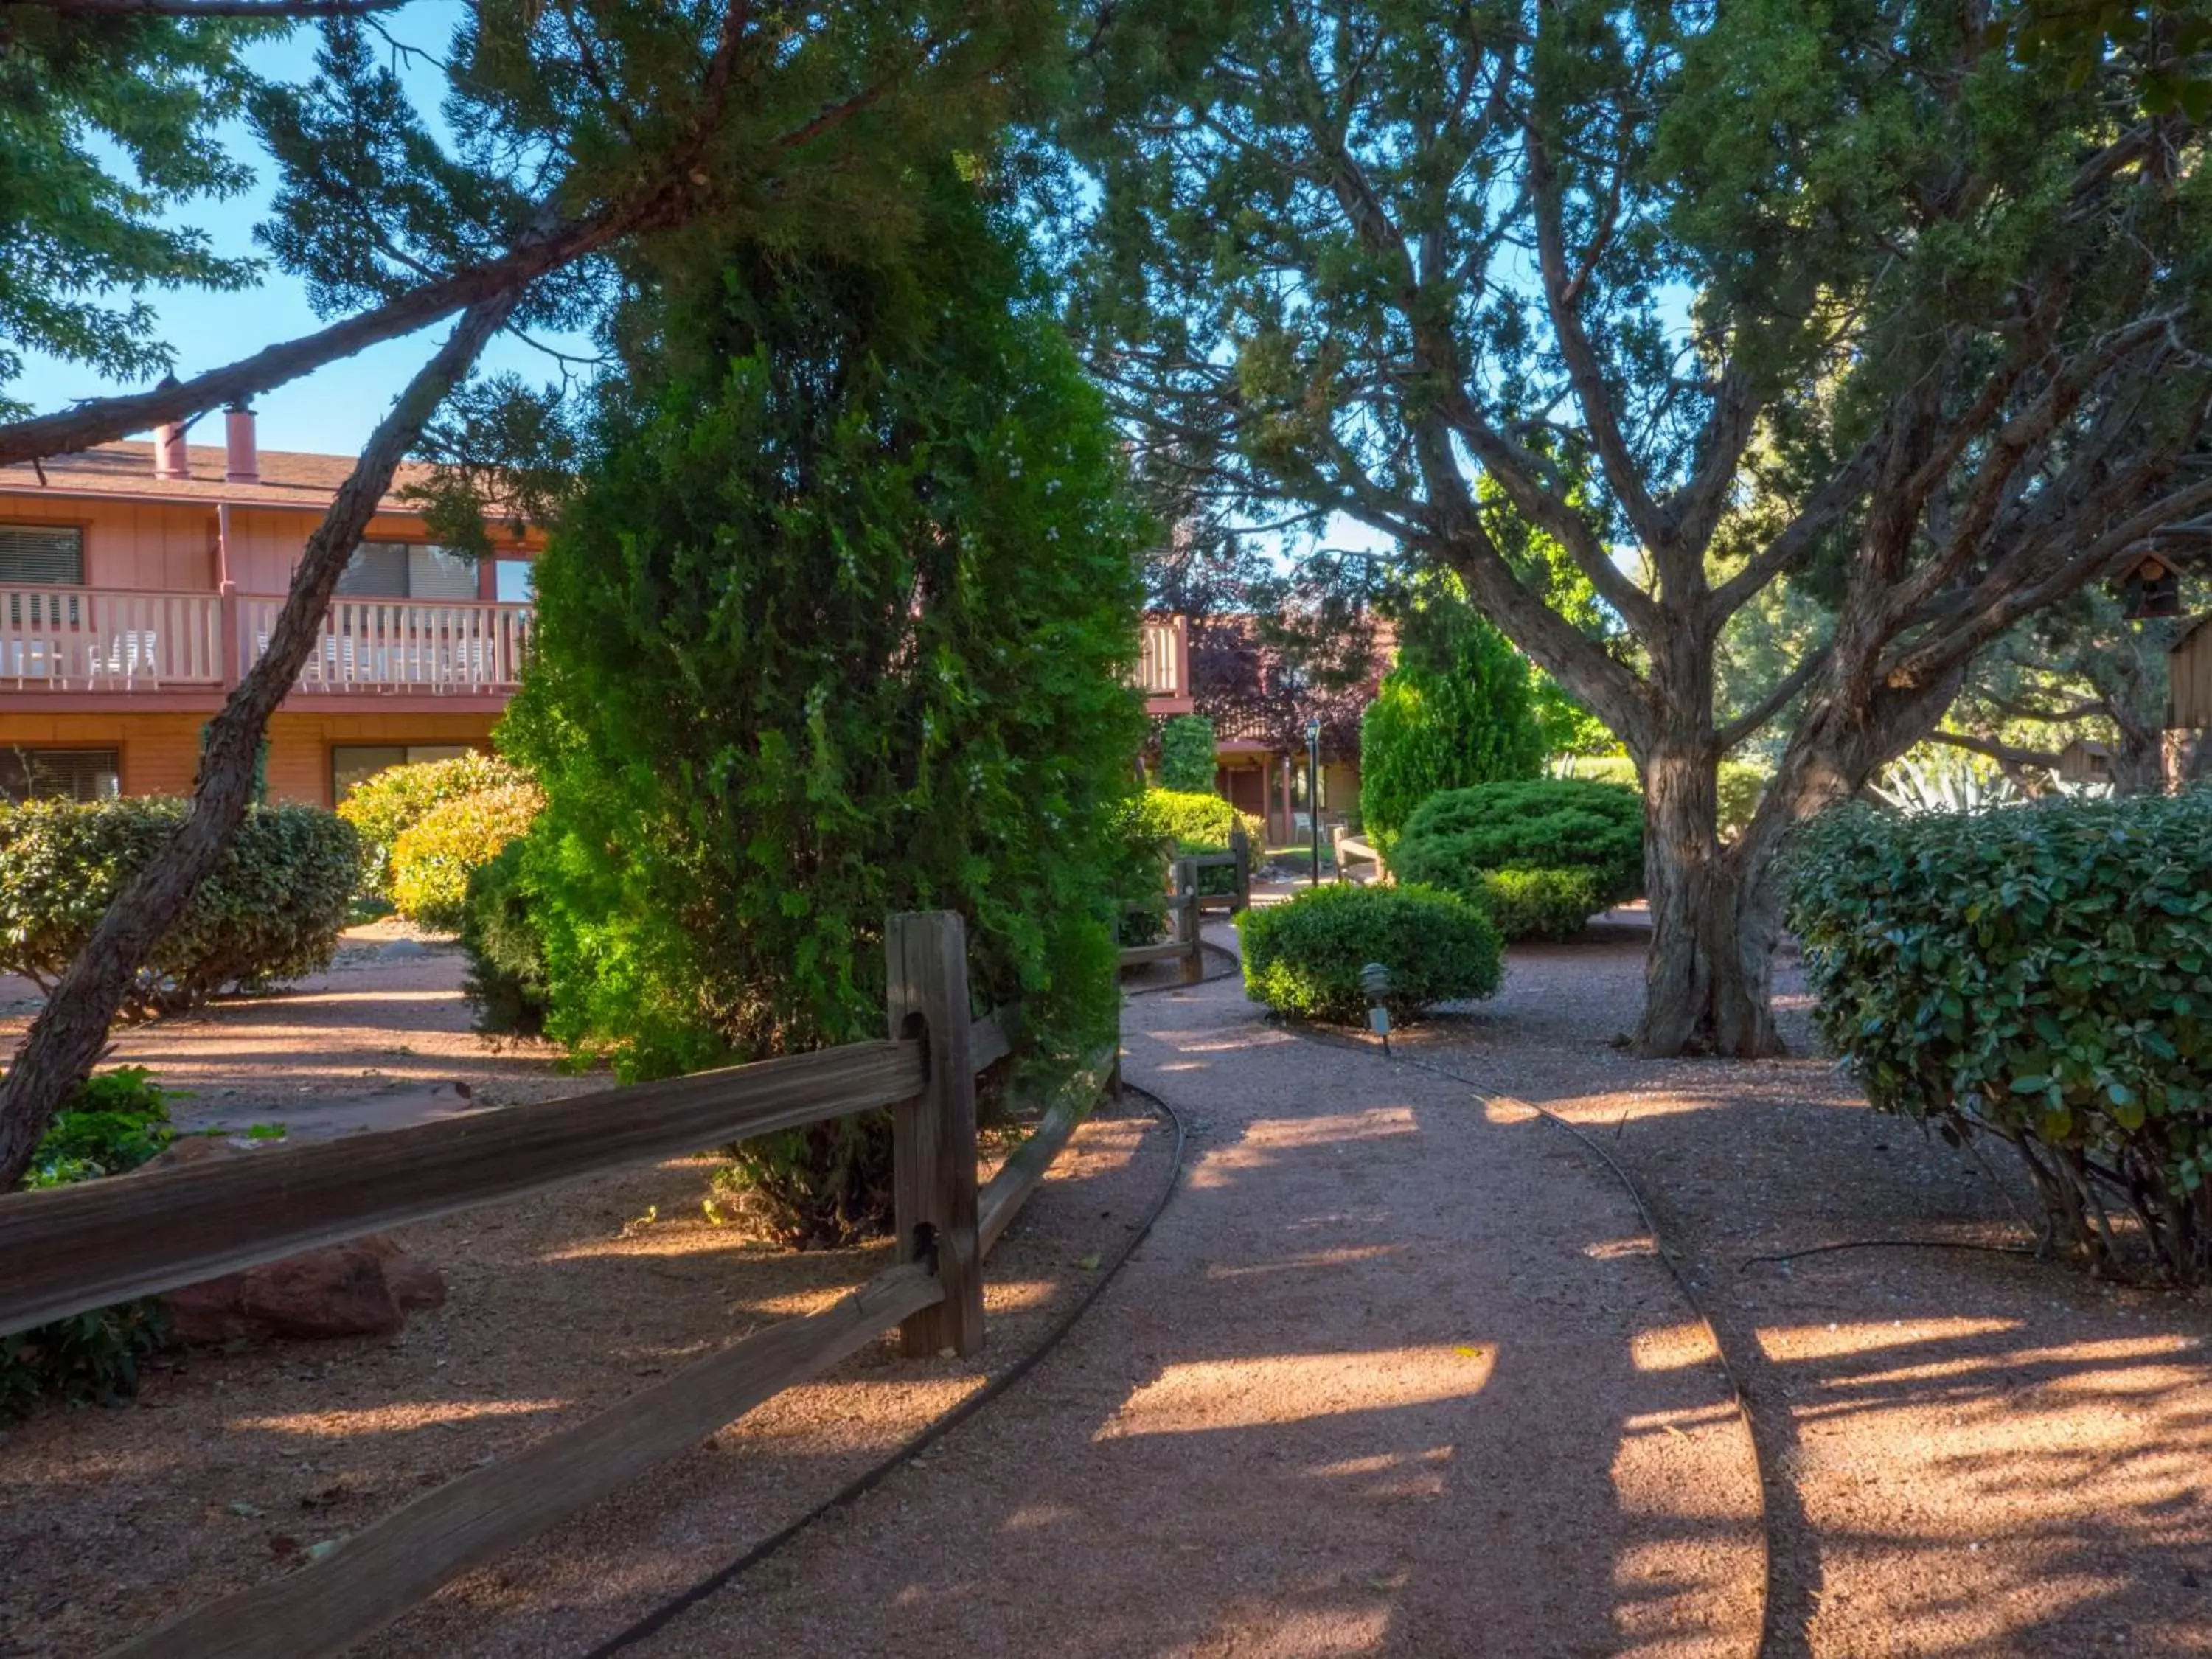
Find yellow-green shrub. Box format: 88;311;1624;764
390;782;544;933
337;753;526;898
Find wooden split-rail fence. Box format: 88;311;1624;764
1116;823;1251;984
0;911;1117;1659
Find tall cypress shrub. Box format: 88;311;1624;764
1360;596;1544;848
504;171;1145;1242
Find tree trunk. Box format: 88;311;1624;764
1633;745;1787;1058
0;295;517;1189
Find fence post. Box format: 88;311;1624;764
1228;821;1251;914
884;911;983;1359
1173;855;1203;984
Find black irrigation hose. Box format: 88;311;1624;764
582;1079;1190;1658
1121;939;1239;995
1295;1027;1778;1659
1739;1238;2038;1273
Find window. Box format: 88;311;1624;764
0;524;86;586
0;748;119;803
335;542;477;600
331;743;472;805
495;558;535;604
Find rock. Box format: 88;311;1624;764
161;1231;446;1345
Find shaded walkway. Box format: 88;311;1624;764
626;952;1764;1657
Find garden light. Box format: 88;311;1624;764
1360;961;1392;1049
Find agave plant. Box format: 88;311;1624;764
1867;756;2023;816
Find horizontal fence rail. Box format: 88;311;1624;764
6;914;1120;1659
243;595;534;695
0;1041;924;1337
0;587;223;689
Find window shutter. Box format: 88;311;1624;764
0;524;86;585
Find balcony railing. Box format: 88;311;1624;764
1138;615;1188;703
243;596;534;695
0;588;533;697
0;587;224;689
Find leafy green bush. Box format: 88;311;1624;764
1393;778;1644;916
1158;715;1218;793
1237;883;1502;1023
1470;867;1604;943
336;752;524;899
1360;599;1544;848
503;169;1146;1244
1135;787;1261;854
389;780;544;933
3;1069;175;1420
1787;796;2212;1284
461;838;549;1037
0;799;360;1016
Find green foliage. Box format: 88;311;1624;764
1393;779;1645;912
1134;787;1259;855
1237;883;1502;1023
460;838;549;1037
389;779;543;933
336;752;526;900
1158;715;1218;793
1360;598;1544;848
1787;796;2212;1284
504;170;1145;1243
0;798;360;1016
1469;868;1605;945
1562;756;1768;840
0;8;265;414
3;1068;175;1419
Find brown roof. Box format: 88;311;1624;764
0;441;439;516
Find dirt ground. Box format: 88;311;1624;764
3;919;2208;1656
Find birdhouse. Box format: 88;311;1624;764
2056;739;2112;784
2168;614;2212;730
2120;551;2183;620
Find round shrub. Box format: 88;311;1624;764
0;798;360;1016
460;836;549;1036
1137;787;1262;853
1787;796;2212;1284
1394;777;1643;911
390;780;544;933
1237;882;1502;1023
1158;715;1218;793
1471;867;1604;943
337;752;526;898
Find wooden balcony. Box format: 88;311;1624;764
0;587;533;703
1138;614;1194;714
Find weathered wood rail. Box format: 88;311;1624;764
0;911;1116;1659
1116;824;1249;983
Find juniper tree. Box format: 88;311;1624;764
1056;0;2212;1055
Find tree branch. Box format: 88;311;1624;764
32;0;401;13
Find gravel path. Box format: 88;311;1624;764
621;938;1764;1659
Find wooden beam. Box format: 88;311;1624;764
885;912;983;1358
105;1263;942;1659
0;1040;923;1336
976;1046;1116;1258
967;1002;1020;1074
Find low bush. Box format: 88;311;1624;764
1135;787;1262;854
390;780;545;933
1470;867;1604;943
0;799;359;1016
1237;882;1502;1023
337;752;526;898
2;1068;176;1420
1158;715;1218;793
461;837;549;1036
1561;756;1767;839
1393;777;1644;919
1787;796;2212;1284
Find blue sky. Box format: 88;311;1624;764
12;2;568;458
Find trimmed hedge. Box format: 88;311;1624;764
1393;778;1644;923
390;780;545;933
1135;787;1261;853
1787;796;2212;1284
1472;867;1604;943
336;752;526;898
3;1068;176;1420
1237;882;1502;1023
460;838;549;1036
1158;715;1218;793
0;798;360;1015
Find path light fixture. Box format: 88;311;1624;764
1360;961;1392;1053
1305;714;1323;888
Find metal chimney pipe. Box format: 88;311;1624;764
224;406;258;485
153;422;189;480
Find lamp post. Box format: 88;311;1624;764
1304;714;1323;888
